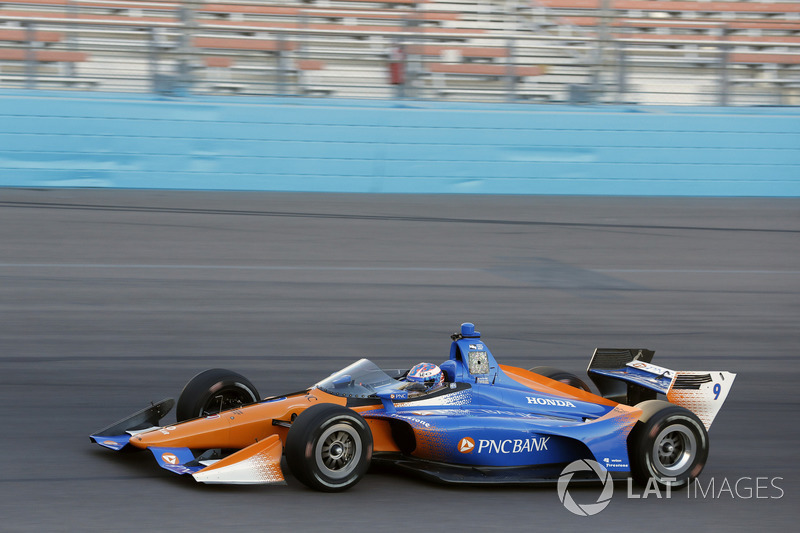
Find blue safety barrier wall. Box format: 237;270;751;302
1;91;799;196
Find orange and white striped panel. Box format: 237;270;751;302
667;371;736;430
193;435;285;485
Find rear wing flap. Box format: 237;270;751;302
587;348;736;430
587;349;657;404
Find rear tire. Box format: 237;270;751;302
628;400;709;489
528;366;591;392
176;368;260;422
286;404;373;492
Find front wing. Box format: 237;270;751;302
90;399;285;485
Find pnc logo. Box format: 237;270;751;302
458;437;475;453
161;453;180;465
477;436;550;454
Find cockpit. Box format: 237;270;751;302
315;323;503;401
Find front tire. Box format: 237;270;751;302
528;366;591;392
286;404;373;492
628;400;709;489
176;368;260;422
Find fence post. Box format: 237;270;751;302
718;25;730;106
176;3;196;96
296;11;309;95
590;0;613;103
616;40;627;104
65;0;78;77
24;22;37;89
276;32;288;96
402;13;417;99
506;37;517;102
149;27;160;93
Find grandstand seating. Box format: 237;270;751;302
0;28;61;42
0;48;85;61
0;0;797;104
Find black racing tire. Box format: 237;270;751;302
175;368;260;422
285;404;373;492
628;400;709;489
528;366;591;392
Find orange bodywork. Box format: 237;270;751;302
130;388;401;453
500;365;618;407
131;390;343;450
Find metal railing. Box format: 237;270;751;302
0;0;798;105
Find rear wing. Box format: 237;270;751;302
587;348;736;430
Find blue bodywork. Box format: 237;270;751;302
318;323;637;477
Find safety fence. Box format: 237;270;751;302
0;0;798;105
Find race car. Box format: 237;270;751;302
90;323;735;491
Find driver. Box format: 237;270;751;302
404;362;445;394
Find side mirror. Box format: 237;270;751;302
330;374;353;388
376;389;408;413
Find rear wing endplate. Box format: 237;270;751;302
588;349;736;430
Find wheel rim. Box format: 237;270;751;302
315;422;362;480
200;384;257;417
652;423;696;477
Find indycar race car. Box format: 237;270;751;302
90;323;735;491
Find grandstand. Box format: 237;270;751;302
0;0;797;105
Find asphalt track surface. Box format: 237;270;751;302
1;189;798;532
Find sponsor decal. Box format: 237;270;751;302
604;462;629;468
627;361;673;377
476;436;549;454
404;416;431;428
527;397;576;408
205;414;220;420
458;437;475;453
603;457;628;468
102;440;118;446
161;453;180;465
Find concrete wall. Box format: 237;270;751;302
1;91;798;196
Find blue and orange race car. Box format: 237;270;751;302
90;323;735;491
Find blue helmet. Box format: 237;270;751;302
407;362;444;390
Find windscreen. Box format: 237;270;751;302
315;358;400;398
